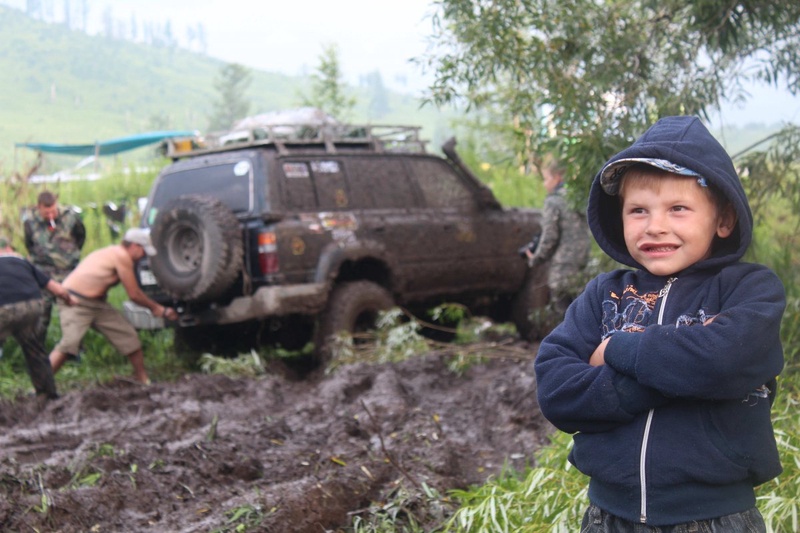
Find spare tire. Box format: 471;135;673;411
150;195;243;302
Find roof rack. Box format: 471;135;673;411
165;124;427;159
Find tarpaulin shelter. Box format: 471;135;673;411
15;130;197;157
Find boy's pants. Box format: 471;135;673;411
581;504;766;533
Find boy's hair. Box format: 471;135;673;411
541;154;566;177
618;163;731;216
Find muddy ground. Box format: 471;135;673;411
0;338;554;533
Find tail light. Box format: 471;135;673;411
258;231;279;274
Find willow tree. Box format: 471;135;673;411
420;0;800;193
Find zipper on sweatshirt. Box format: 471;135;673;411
639;276;677;523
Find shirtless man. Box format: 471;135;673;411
49;228;178;384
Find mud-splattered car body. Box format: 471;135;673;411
127;125;548;360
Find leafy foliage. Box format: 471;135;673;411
445;432;587;532
420;0;800;196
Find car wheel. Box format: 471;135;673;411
150;195;243;302
314;281;394;366
511;266;551;341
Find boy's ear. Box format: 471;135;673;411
716;205;737;238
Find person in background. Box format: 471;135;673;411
535;116;785;531
0;234;74;400
524;155;591;316
24;190;86;340
49;228;178;385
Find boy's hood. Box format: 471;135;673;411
587;116;753;272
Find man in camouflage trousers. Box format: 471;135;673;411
24;191;86;338
0;235;75;399
524;156;592;316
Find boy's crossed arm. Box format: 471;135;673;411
590;314;714;367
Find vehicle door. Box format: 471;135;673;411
402;156;526;296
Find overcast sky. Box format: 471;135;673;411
3;0;799;126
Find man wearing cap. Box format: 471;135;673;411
0;234;75;399
49;228;178;384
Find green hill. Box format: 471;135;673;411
0;5;459;173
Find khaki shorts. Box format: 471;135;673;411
55;296;141;356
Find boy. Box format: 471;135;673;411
524;155;591;316
534;116;785;531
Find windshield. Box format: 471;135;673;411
144;159;254;226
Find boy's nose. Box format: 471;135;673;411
645;213;668;234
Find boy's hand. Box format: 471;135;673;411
589;337;610;366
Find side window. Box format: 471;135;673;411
345;157;417;208
281;162;317;209
310;160;350;209
406;158;477;209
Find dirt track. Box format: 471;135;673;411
0;341;553;532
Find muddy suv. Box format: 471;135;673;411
126;124;548;363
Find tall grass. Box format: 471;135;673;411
446;431;587;533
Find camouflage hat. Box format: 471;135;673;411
600;157;702;195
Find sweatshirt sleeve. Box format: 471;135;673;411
604;264;785;400
534;273;670;434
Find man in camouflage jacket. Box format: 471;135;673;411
24;191;86;337
525;157;592;315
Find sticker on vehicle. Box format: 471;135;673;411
334;189;348;207
291;237;306;255
283;162;310;178
233;160;251;176
319;212;358;231
311;161;340;173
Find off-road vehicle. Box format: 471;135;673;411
125;123;549;364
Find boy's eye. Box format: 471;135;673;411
672;205;688;212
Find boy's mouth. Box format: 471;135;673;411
641;244;678;253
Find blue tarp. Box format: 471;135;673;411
16;130;196;156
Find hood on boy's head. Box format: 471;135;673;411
587;116;753;271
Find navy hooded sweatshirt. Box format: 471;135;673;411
534;116;785;526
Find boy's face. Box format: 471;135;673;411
542;168;562;194
620;173;734;276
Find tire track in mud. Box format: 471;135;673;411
0;348;553;532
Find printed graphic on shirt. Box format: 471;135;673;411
601;285;659;339
602;285;768;405
675;309;715;327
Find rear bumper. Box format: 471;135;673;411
124;283;329;329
